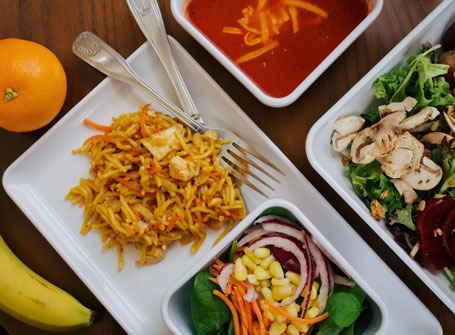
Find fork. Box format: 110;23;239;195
126;0;202;124
72;31;284;197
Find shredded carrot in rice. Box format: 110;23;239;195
66;106;246;270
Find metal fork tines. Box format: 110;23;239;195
220;135;284;198
72;31;285;197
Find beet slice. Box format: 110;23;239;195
442;208;455;262
416;197;455;270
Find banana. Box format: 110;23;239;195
0;234;95;332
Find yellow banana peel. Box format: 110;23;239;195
0;234;95;332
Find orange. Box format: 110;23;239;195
0;38;67;132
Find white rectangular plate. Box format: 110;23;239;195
307;0;455;314
3;36;441;334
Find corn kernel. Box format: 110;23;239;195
234;257;248;281
285;271;301;285
306;306;320;319
242;254;257;271
269;321;287;335
254;266;272;280
260;254;275;269
266;309;275;322
261;286;274;301
243;247;261;264
310;285;318;300
283;302;299;317
272;285;293;301
261;279;271;287
271;278;290;286
270;308;286;323
287;324;300;335
292;321;309;333
269;261;284;279
312;281;320;292
310;296;319;308
253;247;271;258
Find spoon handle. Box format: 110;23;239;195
126;0;203;123
72;31;203;133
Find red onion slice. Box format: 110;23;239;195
307;238;332;312
255;214;296;226
248;235;308;306
217;263;234;294
260;221;306;244
333;274;354;287
243;283;258;302
300;233;314;317
237;226;268;247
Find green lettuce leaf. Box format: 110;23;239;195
373;45;455;108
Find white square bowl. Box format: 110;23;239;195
306;0;455;313
170;0;383;107
161;199;387;334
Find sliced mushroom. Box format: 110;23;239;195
331;115;365;152
379;148;414;178
333;115;365;136
378;96;417;117
349;127;376;164
332;132;357;152
420;131;454;145
369;111;406;156
378;132;424;178
401;156;443;191
390;179;418;204
444;108;455;133
400;106;440;130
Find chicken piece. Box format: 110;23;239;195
203;129;219;140
142;126;183;160
169;156;197;181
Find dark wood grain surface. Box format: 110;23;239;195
0;0;454;334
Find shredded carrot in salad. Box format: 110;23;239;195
222;0;328;63
210;255;329;335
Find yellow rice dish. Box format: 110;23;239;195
66;105;246;270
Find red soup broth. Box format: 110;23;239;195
185;0;369;98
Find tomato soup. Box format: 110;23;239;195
185;0;369;98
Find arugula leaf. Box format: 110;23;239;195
373;67;408;103
373;45;455;108
191;270;231;335
345;161;405;215
389;203;416;231
439;144;455;194
444;267;455;289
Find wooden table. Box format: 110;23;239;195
0;0;454;334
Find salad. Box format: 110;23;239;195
330;24;455;289
190;212;372;335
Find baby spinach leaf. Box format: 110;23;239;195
191;270;231;335
315;318;342;335
326;292;363;328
